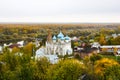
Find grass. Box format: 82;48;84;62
101;55;116;60
100;54;120;63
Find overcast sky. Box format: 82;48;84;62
0;0;120;23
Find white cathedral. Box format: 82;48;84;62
45;31;73;56
36;30;73;60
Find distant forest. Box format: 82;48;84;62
0;23;120;44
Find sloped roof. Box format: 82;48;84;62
8;44;21;48
100;45;120;48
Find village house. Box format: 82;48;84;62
3;41;24;52
100;45;120;54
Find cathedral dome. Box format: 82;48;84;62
57;31;64;38
61;37;65;40
65;35;70;40
52;35;57;40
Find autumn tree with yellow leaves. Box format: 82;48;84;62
94;58;119;79
99;34;106;45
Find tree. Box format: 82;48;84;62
94;58;119;79
99;34;106;45
104;65;120;80
23;42;34;56
102;48;108;52
113;47;118;54
33;57;50;80
73;42;79;47
12;47;20;54
83;54;102;80
90;53;102;64
47;59;86;80
114;36;120;45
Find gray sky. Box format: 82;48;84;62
0;0;120;23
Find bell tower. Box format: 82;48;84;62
47;30;52;44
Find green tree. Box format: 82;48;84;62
23;42;34;56
104;65;120;80
73;42;79;47
47;59;86;80
12;47;20;54
33;57;50;80
83;54;102;80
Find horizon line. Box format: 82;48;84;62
0;22;120;24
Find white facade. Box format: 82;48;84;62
35;31;73;63
91;42;100;48
45;31;73;56
100;45;120;53
0;46;2;53
17;41;24;47
36;31;73;57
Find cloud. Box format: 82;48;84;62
0;0;120;22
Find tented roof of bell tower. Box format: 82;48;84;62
47;30;52;43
